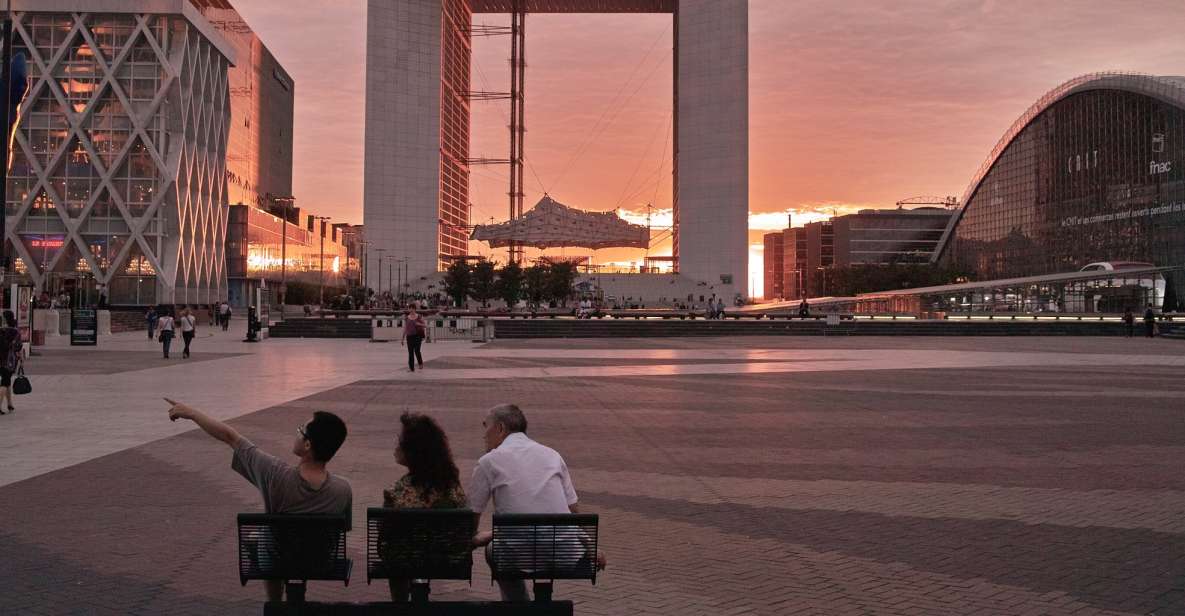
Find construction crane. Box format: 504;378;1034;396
895;195;959;210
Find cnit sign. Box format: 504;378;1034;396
1149;160;1172;175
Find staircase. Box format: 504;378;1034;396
268;318;372;339
492;319;1128;339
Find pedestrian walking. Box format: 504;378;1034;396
157;307;176;359
0;310;23;415
1144;303;1157;338
179;307;197;358
146;306;158;339
219;301;231;331
1123;307;1135;337
716;297;726;320
400;307;426;372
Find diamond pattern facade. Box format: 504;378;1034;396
6;9;232;305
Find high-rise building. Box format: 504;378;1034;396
7;0;238;305
762;232;784;300
190;0;294;213
775;207;952;299
833;208;953;267
7;1;296;307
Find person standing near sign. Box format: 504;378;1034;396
0;311;23;415
157;307;176;359
179;307;197;359
400;307;427;372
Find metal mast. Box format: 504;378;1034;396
508;1;526;264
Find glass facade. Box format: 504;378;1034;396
190;1;295;211
942;75;1185;306
836;209;952;266
7;6;233;305
225;205;354;307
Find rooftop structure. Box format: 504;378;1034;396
470;196;649;250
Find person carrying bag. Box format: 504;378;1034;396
0;310;25;413
157;308;177;359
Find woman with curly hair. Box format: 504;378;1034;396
382;412;466;601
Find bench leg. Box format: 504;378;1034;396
533;581;554;603
410;581;431;603
284;581;307;603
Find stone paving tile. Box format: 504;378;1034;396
2;337;1185;614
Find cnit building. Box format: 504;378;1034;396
6;0;296;306
771;72;1185;313
365;0;750;298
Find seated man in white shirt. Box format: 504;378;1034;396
468;404;605;601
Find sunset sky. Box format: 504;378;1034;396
230;0;1185;296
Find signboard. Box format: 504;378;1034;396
71;308;98;346
10;284;33;354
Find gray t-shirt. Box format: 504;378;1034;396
232;439;353;523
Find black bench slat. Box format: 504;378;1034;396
237;513;352;586
490;514;598;584
366;508;476;584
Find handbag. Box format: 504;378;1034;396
12;364;31;395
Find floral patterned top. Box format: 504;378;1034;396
383;475;466;509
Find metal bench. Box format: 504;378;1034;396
366;508;477;602
237;513;352;603
489;513;599;603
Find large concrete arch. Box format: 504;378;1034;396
364;0;748;298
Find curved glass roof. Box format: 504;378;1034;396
933;72;1185;262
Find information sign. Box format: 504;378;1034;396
71;308;98;346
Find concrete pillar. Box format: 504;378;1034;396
675;0;749;299
98;310;112;337
364;0;444;291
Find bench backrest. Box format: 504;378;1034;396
367;508;476;583
237;513;352;586
490;513;599;584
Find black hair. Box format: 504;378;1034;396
305;411;348;463
398;412;461;499
2;310;15;327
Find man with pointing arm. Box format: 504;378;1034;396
164;398;352;601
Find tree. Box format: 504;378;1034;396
443;260;471;308
547;262;577;306
470;260;497;308
524;264;549;309
497;261;524;309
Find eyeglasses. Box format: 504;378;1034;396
297;425;308;439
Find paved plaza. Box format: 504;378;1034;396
2;326;1185;615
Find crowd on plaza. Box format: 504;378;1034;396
164;400;606;602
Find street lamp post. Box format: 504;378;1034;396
268;194;295;318
385;255;397;305
357;240;370;290
312;215;330;308
374;248;387;299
